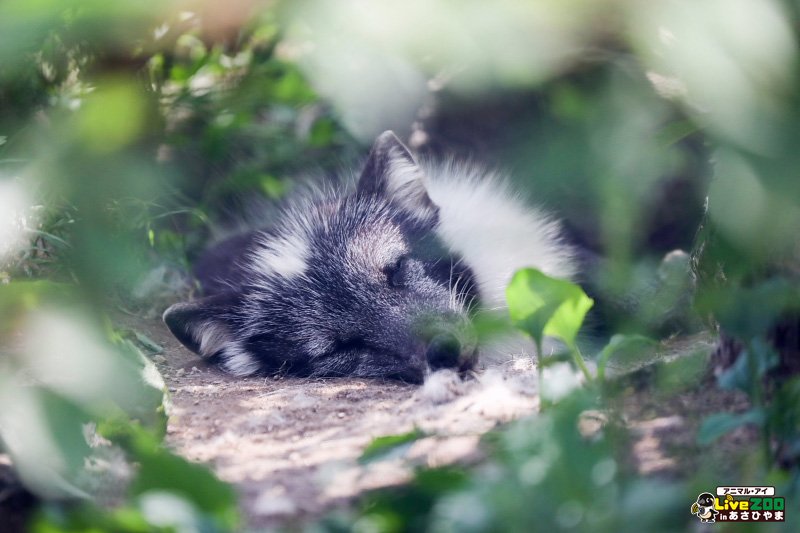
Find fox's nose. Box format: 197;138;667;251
426;334;463;370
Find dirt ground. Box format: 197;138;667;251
124;317;756;530
132;317;543;529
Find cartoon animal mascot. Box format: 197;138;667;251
691;492;719;523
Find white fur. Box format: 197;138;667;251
197;322;231;356
386;149;424;196
197;322;259;376
421;369;466;404
424;162;577;312
219;343;260;376
387;151;435;223
423;162;577;360
251;232;309;279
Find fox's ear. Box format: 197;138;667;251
162;293;259;376
357;131;438;225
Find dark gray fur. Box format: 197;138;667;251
164;132;479;383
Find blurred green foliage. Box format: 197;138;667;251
507;268;594;386
1;0;800;531
359;428;427;465
334;391;686;533
0;1;352;530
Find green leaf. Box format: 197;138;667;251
0;384;92;500
597;334;659;382
110;339;168;434
125;428;239;530
258;173;287;199
31;502;157;533
704;280;800;340
655;347;711;395
309;118;335;147
717;338;778;392
697;409;764;445
272;67;316;104
0;280;75;313
359;428;426;464
506;268;594;349
131;330;163;354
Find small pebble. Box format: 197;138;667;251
337;412;346;418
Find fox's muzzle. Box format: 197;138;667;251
420;313;478;373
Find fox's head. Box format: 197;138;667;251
163;132;479;383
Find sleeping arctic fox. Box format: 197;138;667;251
163;131;576;383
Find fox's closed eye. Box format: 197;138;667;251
384;255;409;288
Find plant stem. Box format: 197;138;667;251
571;343;594;383
745;339;771;467
536;339;548;411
